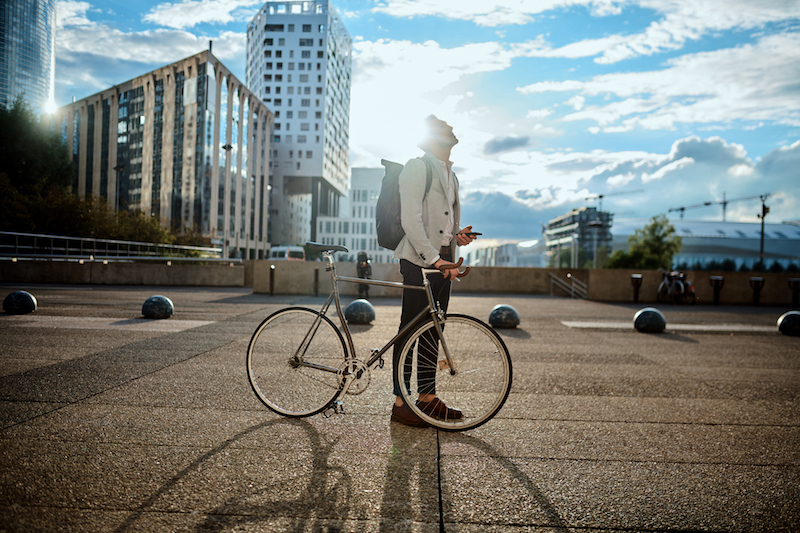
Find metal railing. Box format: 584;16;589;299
549;272;588;299
0;231;241;263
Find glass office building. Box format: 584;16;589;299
53;51;275;259
0;0;57;113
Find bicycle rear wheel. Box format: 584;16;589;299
397;314;512;431
247;307;347;417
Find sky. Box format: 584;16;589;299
53;0;800;245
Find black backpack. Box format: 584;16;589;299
375;158;433;250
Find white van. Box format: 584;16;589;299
268;245;305;261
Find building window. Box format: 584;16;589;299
306;150;312;158
298;135;307;143
265;24;284;31
303;24;312;32
302;51;311;58
317;51;324;58
301;99;310;107
288;24;295;32
299;38;313;46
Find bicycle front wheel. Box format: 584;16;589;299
397;314;512;431
247;307;347;417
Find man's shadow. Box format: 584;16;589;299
379;423;568;532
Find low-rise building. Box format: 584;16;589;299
316;167;395;264
612;218;800;269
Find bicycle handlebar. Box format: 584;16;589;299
435;257;470;278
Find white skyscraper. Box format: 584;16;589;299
246;1;352;246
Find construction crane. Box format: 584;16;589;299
668;192;769;221
585;189;644;212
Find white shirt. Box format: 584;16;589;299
437;158;456;247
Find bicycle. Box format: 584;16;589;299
657;269;684;305
246;242;513;431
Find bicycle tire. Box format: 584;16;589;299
397;314;512;431
247;307;347;417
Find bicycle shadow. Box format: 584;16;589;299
378;424;569;532
114;418;353;533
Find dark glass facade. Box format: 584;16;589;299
0;0;57;113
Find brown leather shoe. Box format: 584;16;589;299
416;397;463;420
391;402;428;427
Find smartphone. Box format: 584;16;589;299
460;232;482;236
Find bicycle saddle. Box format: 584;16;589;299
306;242;349;254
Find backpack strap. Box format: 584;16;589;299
421;158;433;196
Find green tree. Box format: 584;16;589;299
606;215;682;269
0;98;194;248
0;97;73;197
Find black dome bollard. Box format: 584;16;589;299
344;299;375;324
3;291;38;315
489;304;520;329
633;307;666;333
142;295;174;319
777;311;800;337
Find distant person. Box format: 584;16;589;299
390;115;479;427
356;251;372;299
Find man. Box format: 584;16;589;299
390;115;478;427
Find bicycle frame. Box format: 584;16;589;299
299;252;457;399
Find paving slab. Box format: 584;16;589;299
0;284;798;532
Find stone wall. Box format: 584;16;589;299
3;259;797;306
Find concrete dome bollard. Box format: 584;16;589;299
344;299;375;324
633;307;666;333
3;291;38;315
777;311;800;337
489;304;520;329
142;295;174;319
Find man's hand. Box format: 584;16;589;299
456;225;479;246
434;258;460;280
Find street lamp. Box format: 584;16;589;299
221;143;234;259
757;194;770;270
112;164;124;212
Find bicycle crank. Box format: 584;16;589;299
337;359;371;395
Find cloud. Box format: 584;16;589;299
350;38;531;163
373;0;800;64
456;136;799;243
143;0;261;29
517;32;800;131
526;108;553;120
56;1;95;27
484;135;531;155
55;14;246;102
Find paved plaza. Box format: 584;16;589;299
1;283;798;532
